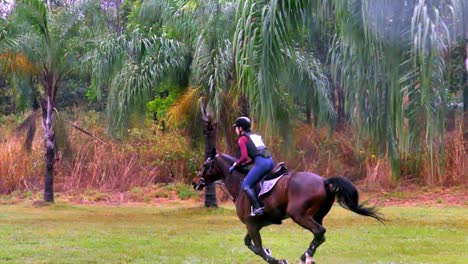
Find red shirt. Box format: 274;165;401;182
235;135;253;167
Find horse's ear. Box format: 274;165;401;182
210;148;217;158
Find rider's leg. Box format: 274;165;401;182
244;186;264;216
241;157;274;216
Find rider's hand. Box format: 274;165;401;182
229;163;236;174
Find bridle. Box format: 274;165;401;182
193;154;236;202
192;155;216;190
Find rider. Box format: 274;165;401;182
229;116;274;216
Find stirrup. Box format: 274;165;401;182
250;206;264;216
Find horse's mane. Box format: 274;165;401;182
219;153;249;175
219;153;237;164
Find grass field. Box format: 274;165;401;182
0;202;466;264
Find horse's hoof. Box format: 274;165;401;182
264;247;272;256
301;252;314;264
280;260;289;264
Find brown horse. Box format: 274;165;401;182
193;149;384;264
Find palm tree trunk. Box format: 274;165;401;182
41;96;55;202
464;26;468;142
203;119;218;208
199;98;218;208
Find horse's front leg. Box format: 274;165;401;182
244;233;273;257
244;233;257;253
246;225;288;264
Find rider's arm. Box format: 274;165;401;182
235;136;252;167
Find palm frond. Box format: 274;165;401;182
327;0;461;179
193;36;233;118
15;110;40;152
167;86;201;126
234;0;315;132
139;0;198;44
15;0;49;43
286;47;335;127
105;32;189;136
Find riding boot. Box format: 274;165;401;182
244;187;264;216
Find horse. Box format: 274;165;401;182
192;149;384;264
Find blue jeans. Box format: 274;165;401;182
241;156;274;190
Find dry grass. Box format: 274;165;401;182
0;139;42;193
63;141;160;191
282;124;365;180
436;124;466;185
58;124;200;191
0;114;201;194
0;114;466;195
274;123;466;188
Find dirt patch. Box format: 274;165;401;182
358;184;468;207
2;184;466;207
59;184;468;207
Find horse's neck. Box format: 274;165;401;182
218;155;243;200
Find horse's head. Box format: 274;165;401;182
192;148;223;190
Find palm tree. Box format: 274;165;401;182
140;0;330;204
0;0;97;202
233;0;335;142
464;0;468;142
234;0;466;182
141;0;238;207
89;28;189;137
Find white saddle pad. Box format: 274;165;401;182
258;175;285;197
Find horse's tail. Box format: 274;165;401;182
325;176;384;223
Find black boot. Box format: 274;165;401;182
244;187;264;216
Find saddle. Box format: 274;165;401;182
263;162;289;181
257;162;289;197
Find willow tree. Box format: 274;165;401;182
234;0;466;182
0;0;88;202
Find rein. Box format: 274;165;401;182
216;181;236;202
200;153;241;203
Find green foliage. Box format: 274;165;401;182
241;0;467;180
85;82;97;103
146;91;179;122
0;85;13;115
10;75;34;113
55;79;90;109
90;28;189;137
125;124;202;183
174;183;199;200
233;0;335;134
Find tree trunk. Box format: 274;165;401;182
41;96;56;202
333;81;346;130
464;21;468;143
203;119;218;208
306;103;312;124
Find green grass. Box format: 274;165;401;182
0;202;466;263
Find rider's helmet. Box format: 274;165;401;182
233;116;251;131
